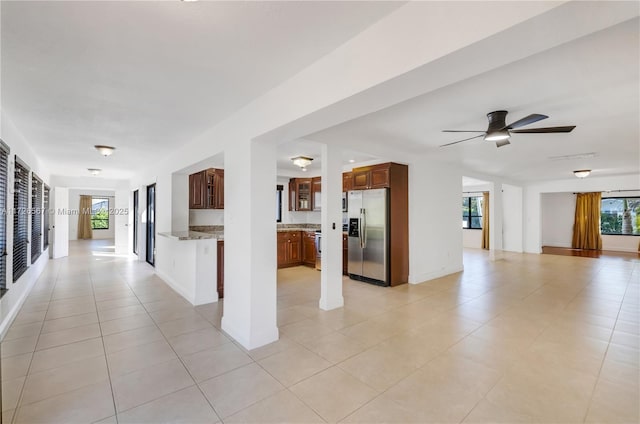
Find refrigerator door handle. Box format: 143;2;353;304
361;208;367;249
358;208;363;249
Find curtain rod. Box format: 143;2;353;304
573;189;640;194
462;191;487;194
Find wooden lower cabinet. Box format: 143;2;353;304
277;231;302;268
302;231;316;267
343;233;348;275
217;240;224;298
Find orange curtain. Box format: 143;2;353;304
481;192;490;249
78;195;93;239
572;192;602;250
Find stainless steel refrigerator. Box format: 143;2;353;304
347;188;389;286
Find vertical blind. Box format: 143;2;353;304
43;185;50;250
14;158;29;282
31;174;43;263
0;142;9;291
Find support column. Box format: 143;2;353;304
319;143;344;310
489;182;504;261
221;139;278;350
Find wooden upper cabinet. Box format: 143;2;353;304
213;169;224;209
342;172;353;192
352;169;370;190
288;179;296;212
190;168;224;209
312;177;321;211
369;165;390;189
350;163;391;190
189;171;206;209
289;178;313;211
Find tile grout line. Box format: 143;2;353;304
581;269;633;423
88;267;121;424
113;263;224;422
9;260;61;424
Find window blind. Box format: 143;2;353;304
0;142;9;291
14;158;29;282
43;185;50;250
31;174;43;263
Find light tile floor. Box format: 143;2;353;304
1;240;638;423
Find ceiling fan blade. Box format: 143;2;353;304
439;134;484;147
511;126;576;133
496;139;511;148
442;130;486;133
505;113;548;129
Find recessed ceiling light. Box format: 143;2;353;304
349;159;355;163
88;168;101;176
94;145;116;157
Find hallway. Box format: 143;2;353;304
1;241;638;423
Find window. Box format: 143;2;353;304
462;196;483;229
14;157;29;282
601;197;640;235
91;197;109;230
276;185;283;223
31;174;43;263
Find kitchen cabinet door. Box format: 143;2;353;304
213;169;224;209
295;179;312;211
217;240;224;298
302;231;316;266
342;172;353;192
189;171;206;209
352;170;370;190
312;177;321;211
369;166;390;189
288;232;302;264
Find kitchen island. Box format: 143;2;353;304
157;231;219;305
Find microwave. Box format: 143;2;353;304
342;192;348;212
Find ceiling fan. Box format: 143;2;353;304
440;110;576;148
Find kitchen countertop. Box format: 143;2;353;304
158;231;219;241
187;224;321;239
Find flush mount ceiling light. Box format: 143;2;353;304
573;169;591;178
291;156;313;171
94;145;116;157
87;168;101;176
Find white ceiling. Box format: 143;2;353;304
308;18;640;183
1;1;401;179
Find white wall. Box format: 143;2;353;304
541;192;575;248
541;190;640;252
68;189;115;240
0;113;51;339
524;174;640;253
409;159;463;283
463;230;482;248
502;184;524;253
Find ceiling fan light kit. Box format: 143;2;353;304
440;110;576;148
94;145;116;157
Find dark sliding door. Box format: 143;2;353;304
133;190;139;255
13;158;29;282
146;184;155;266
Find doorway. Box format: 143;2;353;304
146;184;155;266
133;189;139;255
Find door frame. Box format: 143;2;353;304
146;184;155;266
133;189;139;255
